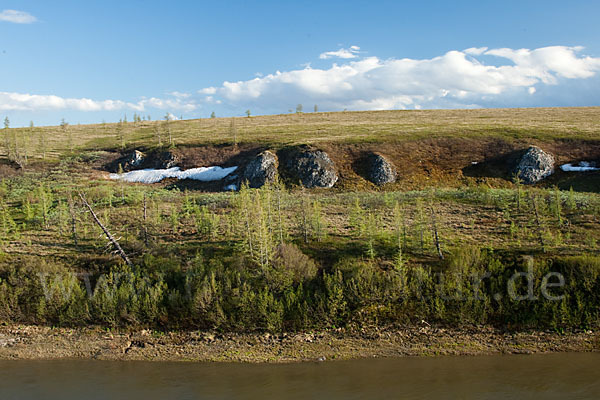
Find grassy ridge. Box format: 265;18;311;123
5;107;600;160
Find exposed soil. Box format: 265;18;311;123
0;324;597;363
96;136;600;192
0;159;24;178
321;137;600;191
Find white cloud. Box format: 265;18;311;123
166;112;179;121
0;92;126;111
319;46;361;59
201;45;600;111
0;9;37;24
464;47;488;56
0;92;197;113
198;87;217;95
168;91;191;98
484;46;599;80
134;97;197;112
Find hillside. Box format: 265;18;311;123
4;107;600;191
0;107;599;338
12;107;600;152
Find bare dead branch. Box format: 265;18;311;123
79;192;132;266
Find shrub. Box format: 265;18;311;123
267;243;317;291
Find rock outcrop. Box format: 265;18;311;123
151;150;180;169
242;151;278;188
107;149;181;173
367;153;397;185
110;150;145;172
514;146;555;184
285;149;338;188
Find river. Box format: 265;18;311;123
1;353;598;399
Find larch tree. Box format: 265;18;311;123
164;113;173;147
3;117;9;158
61;118;73;153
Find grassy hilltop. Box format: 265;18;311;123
1;107;600;334
12;107;600;152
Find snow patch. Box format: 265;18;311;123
560;162;600;172
110;166;238;184
224;184;238;191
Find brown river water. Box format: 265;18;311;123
0;353;599;399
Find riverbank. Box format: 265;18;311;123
0;324;597;363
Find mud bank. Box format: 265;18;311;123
0;324;597;363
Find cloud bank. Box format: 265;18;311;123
203;45;600;111
0;92;197;113
1;45;598;121
0;9;37;24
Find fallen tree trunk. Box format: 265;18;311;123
79;192;132;266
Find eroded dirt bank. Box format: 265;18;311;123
96;136;600;192
0;324;597;363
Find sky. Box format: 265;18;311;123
1;0;599;127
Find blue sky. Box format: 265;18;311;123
1;0;599;127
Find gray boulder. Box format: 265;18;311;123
367;153;397;185
111;150;145;172
243;150;278;188
286;149;338;188
514;146;555;184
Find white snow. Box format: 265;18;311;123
224;184;238;191
110;166;238;184
560;162;600;172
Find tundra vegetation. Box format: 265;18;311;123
0;107;599;333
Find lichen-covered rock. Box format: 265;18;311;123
514;146;555;184
110;150;145;172
243;151;278;188
152;150;180;169
285;149;338;188
367;153;397;185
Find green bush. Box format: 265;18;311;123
0;248;599;332
266;243;317;292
